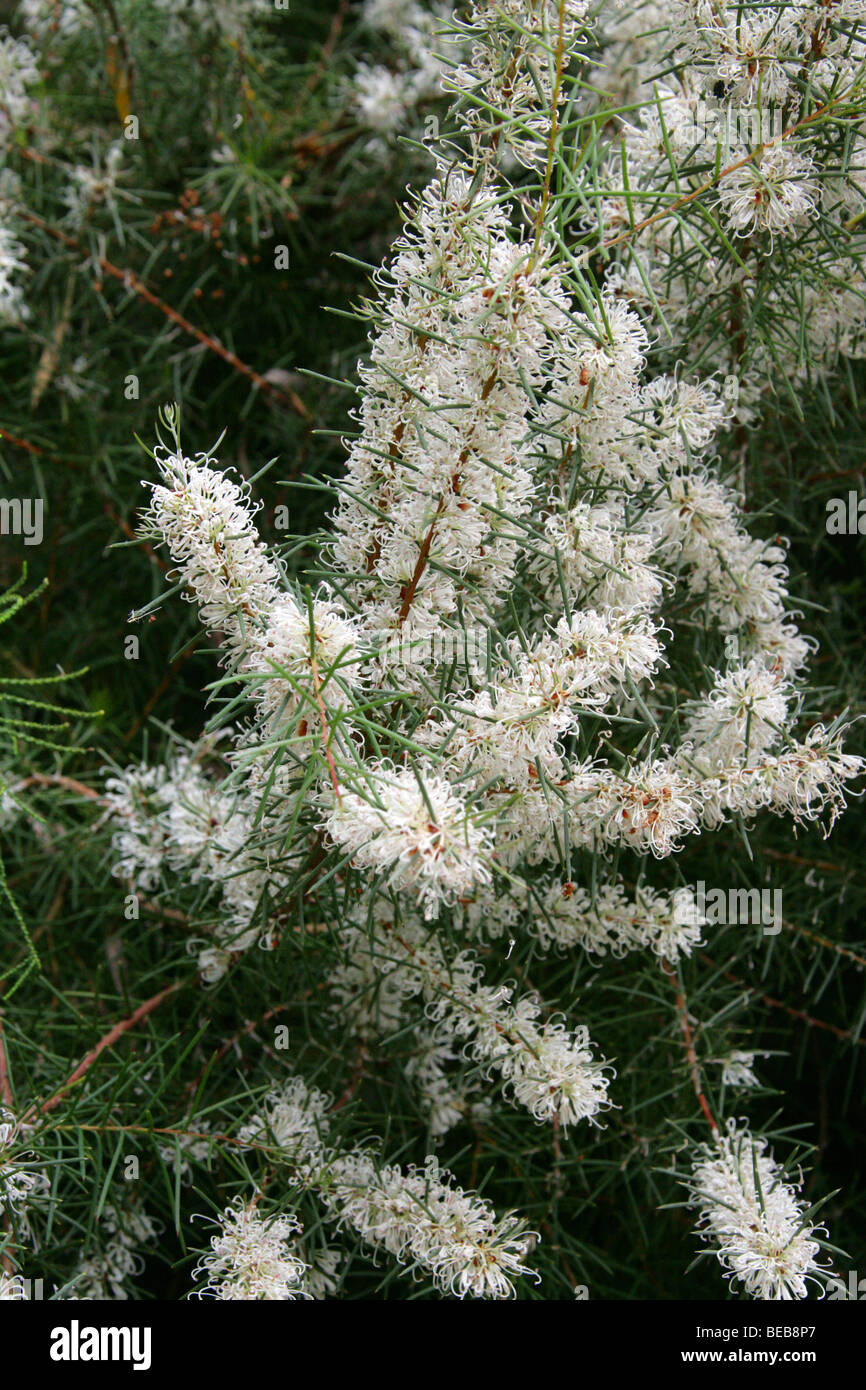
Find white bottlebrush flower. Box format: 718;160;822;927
404;1029;492;1138
716;146;820;239
328;921;410;1038
425;610;665;787
648;468;805;674
329;170;571;639
353;0;449;138
18;0;92;37
523;880;705;962
640;375;731;458
353;64;409;133
105;753;237;893
339;906;612;1127
323;762;492;918
698;724;865;834
0;28;38;137
448;0;592;167
246;588;365;732
191;1198;311;1300
0;1106;47;1224
238;1076;332;1168
73;1203;159;1300
104;760;174;892
140;443;280;653
195;943;233;984
63;141;125;225
683;659;791;771
0;224;29;325
687;1123;827;1299
593;757;702;857
670;1;802;104
535;498;666;613
760;726;866;829
720;1051;761;1089
105;746;295;971
322;1151;535;1298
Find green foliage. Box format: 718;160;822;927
1;0;865;1301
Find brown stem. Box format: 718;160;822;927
0;1016;13;1107
0;426;82;472
661;960;718;1135
15;773;103;802
23;981;183;1122
16;209;310;420
600;97;850;259
702;953;866;1047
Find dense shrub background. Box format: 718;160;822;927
1;0;865;1299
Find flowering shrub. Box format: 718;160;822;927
2;0;866;1303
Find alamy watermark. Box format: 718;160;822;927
374;626;493;673
0;497;43;546
826;491;866;535
49;1321;152;1371
676;881;782;935
654;105;791;155
827;1270;866;1299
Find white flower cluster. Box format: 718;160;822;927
458;879;705;963
0;223;29;325
323;763;492;919
328;903;611;1128
17;0;92;37
330;169;574;647
352;0;452;140
419;609;666;787
687;1123;828;1300
191;1198;311;1301
139;441;281;657
0;28;38;146
151;0;277;39
0;1106;48;1226
447;0;593;166
104;746;296;979
322;1152;534;1298
682;659;791;771
63;142;125;226
238;1072;535;1297
591;0;866;396
720;1051;762;1090
404;1030;493;1137
73;1203;159;1300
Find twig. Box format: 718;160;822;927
661;960;718;1135
310;652;343;802
0;426;82;472
24;980;184;1122
15;773;103;802
0;1015;13;1107
16;210;310;420
598;96;851;259
702;954;866;1047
